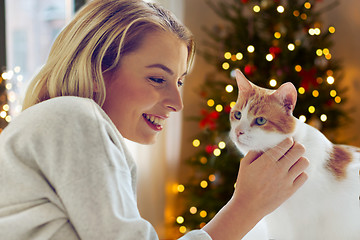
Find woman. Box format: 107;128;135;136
0;0;308;239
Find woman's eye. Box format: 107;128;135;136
149;77;165;84
233;111;241;120
255;117;267;125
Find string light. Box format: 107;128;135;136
179;226;186;234
225;85;233;93
266;54;274;61
316;49;323;56
218;141;226;149
330;90;337;97
222;62;230;70
177;184;185;193
200;157;207;164
327;76;335;84
335;96;341;103
213;148;221;156
190;207;197;214
215;104;223;112
247;45;255;53
269;79;277;87
304;2;312;9
236;52;243;60
298;87;305;94
253;5;260;13
0;111;7;118
5;116;11;123
329;26;336;34
274;32;281;39
320;114;327;122
293;10;300;17
5;83;12;90
207;99;215;107
200;210;207;218
209;174;216;182
295;65;302;72
299;115;306;122
308;28;321;36
312;90;319;97
2;104;9;111
316;77;323;84
301;13;307;20
323;48;330;55
288;43;295;51
192;139;200;147
200;180;208;188
277;6;285;13
224;52;231;59
176;216;185;224
308;106;315;114
230;101;236;108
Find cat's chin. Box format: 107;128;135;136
234;142;267;155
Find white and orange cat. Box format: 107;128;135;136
229;69;360;240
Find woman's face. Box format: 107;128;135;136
102;31;188;144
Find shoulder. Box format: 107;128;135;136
24;96;97;120
2;97;112;143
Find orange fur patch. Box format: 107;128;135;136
327;145;353;180
248;91;296;134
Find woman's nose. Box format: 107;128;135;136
165;86;183;112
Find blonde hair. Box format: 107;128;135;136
22;0;195;110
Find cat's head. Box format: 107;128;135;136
229;69;298;153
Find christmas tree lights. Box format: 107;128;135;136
174;0;347;234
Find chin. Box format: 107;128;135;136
136;134;159;145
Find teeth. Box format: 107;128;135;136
143;114;164;126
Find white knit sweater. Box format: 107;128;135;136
0;96;211;240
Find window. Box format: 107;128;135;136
4;0;77;116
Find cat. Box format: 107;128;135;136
229;69;360;240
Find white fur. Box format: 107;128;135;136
232;118;360;240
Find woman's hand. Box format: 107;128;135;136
234;138;309;218
203;138;309;240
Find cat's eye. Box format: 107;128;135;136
233;111;242;120
255;117;267;126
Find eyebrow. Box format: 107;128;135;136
146;64;187;77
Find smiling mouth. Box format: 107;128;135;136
142;113;165;131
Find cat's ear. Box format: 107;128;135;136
272;82;297;115
235;69;252;94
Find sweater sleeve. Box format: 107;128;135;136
23;97;158;239
2;96;212;240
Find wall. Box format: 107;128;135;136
322;0;360;146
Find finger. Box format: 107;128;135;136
241;150;262;166
261;138;293;162
288;157;309;179
279;142;306;169
293;172;308;190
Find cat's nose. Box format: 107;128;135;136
236;130;244;137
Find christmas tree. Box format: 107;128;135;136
175;0;346;234
0;69;8;132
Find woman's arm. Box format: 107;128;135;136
203;138;309;239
